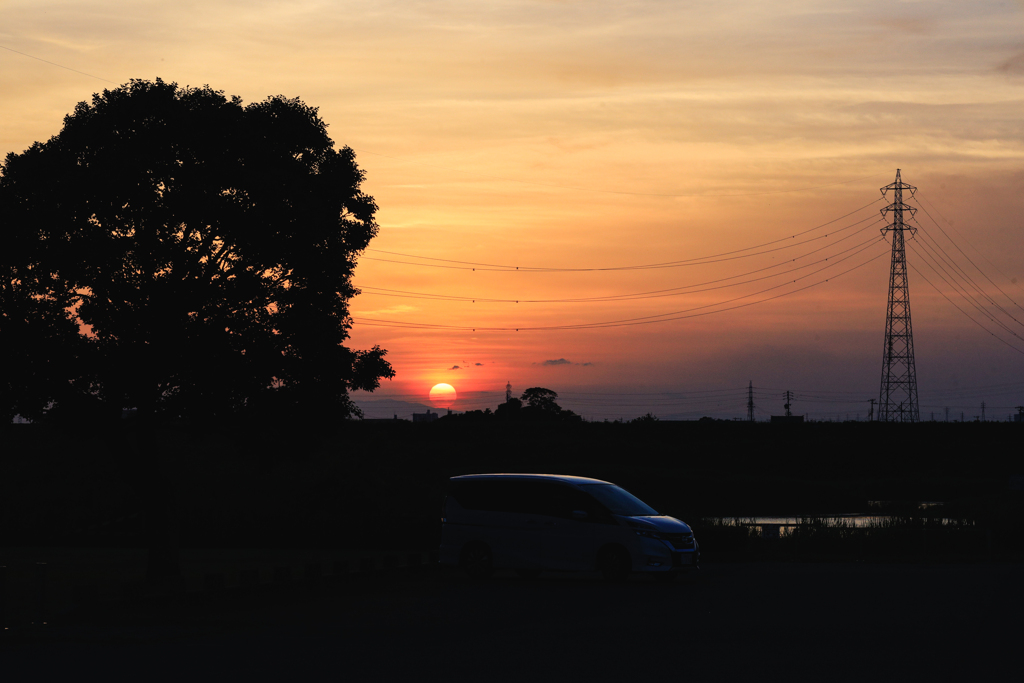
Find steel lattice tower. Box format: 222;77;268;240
747;381;755;422
878;169;920;422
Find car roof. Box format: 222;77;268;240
449;473;612;486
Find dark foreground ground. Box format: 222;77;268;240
3;561;1020;681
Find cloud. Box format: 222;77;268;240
448;365;461;370
356;304;417;316
997;50;1024;75
535;358;594;367
870;15;938;37
475;362;484;366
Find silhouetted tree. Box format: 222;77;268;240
2;78;392;422
517;388;582;422
494;396;522;419
521;387;560;413
0;224;94;423
0;79;394;575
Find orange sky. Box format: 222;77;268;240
3;1;1024;419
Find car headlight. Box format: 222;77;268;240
634;528;662;539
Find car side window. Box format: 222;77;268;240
561;487;615;523
513;481;561;516
527;483;614;523
449;480;521;512
449;479;614;523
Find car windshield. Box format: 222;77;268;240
579;484;658;517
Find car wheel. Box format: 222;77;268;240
460;542;493;579
515;568;541;580
598;546;631;582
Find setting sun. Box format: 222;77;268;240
429;383;457;408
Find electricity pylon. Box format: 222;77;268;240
878;169;920;422
747;381;755;422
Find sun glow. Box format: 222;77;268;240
429;383;457;407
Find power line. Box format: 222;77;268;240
362;199;883;272
915;192;1024;306
913;211;1024;320
352;245;888;331
912;221;1024;329
907;258;1024;357
359;230;882;304
908;241;1024;344
0;44;116;84
910;239;1016;333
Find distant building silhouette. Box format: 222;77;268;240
413;409;439;423
361;414;406;423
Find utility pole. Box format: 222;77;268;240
783;391;793;418
1016;406;1023;423
747;381;755;422
867;398;876;422
878;169;920;422
981;401;986;422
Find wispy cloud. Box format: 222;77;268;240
448;365;461;370
535;358;593;366
997;49;1024;75
356;304;417;316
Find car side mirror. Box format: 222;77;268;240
571;510;588;520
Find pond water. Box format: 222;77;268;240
715;514;962;529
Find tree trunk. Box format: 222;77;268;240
116;406;181;580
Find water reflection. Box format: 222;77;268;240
716;515;966;536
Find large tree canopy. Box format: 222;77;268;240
1;78;392;424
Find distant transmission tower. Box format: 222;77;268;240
747;381;755;422
783;390;793;417
505;380;512;403
877;169;920;422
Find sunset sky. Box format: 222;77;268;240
4;0;1024;419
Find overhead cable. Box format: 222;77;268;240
359;230;882;304
915;192;1024;311
352;244;888;331
907;259;1024;357
362;200;883;273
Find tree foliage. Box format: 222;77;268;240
449;388;581;422
520;387;561;413
0;79;392;424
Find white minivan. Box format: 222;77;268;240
439;474;699;580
